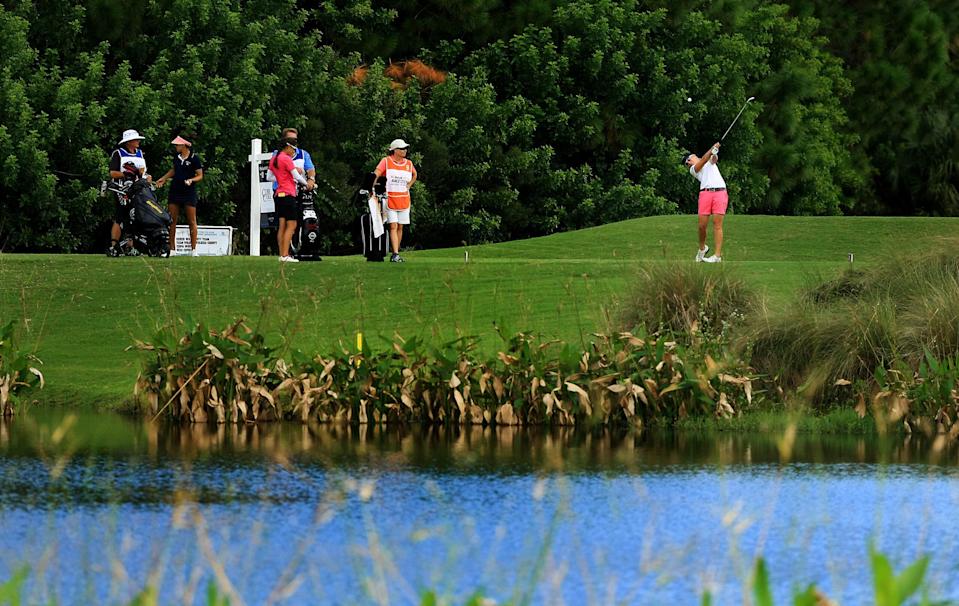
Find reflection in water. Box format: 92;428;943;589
3;408;959;470
0;409;958;604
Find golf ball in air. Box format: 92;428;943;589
687;97;693;102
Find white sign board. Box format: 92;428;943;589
259;181;275;213
174;225;233;256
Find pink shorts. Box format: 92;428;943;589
698;189;729;215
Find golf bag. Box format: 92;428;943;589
292;186;322;261
358;185;389;262
107;176;172;257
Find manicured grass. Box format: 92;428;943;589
2;214;957;407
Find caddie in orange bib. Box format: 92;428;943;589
373;139;418;262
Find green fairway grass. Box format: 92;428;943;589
2;215;957;407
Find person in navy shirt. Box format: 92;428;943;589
107;129;150;256
156;135;204;256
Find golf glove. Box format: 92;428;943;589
711;146;720;156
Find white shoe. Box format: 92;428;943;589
695;244;709;262
191;249;199;257
169;249;179;257
703;255;722;263
280;256;299;263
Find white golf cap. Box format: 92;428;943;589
389;138;409;150
118;129;145;145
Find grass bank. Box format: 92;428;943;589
2;215;957;409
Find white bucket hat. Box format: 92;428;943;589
118;129;145;145
389;138;409;151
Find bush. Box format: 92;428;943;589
619;262;757;337
750;243;959;403
749;302;900;401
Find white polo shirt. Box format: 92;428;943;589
690;160;726;190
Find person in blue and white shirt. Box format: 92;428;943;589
265;128;316;254
107;129;151;256
267;128;316;190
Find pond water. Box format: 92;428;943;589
2;409;959;605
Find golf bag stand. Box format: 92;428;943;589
293;186;322;261
358;183;389;262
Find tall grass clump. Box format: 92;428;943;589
898;271;959;362
749;242;959;405
620;262;757;337
749;301;901;399
806;241;959;308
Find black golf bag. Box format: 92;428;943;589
292;186;322;261
109;176;172;257
358;183;389;262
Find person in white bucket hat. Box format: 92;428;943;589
371;138;417;262
107;129;151;256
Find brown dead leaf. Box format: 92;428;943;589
565;382;590;405
498;352;518;366
492;376;505;400
854;393;867;419
643;378;659;399
659;383;681;397
28;367;44;389
715;392;734;419
495;403;516;425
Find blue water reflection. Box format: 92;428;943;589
0;412;958;604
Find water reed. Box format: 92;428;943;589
134;320;753;427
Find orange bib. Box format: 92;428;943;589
385;156;414;210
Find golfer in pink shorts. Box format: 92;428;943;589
684;141;727;263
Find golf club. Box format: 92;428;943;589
720;96;756;142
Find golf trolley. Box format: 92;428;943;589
103;175;172;258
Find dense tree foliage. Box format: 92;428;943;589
792;0;959;215
0;0;952;253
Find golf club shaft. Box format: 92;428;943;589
720;97;755;142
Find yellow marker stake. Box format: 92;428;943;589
355;332;363;367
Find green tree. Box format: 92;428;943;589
1;0;354;252
0;0;903;254
790;0;959;215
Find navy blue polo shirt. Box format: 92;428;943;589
169;151;204;203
